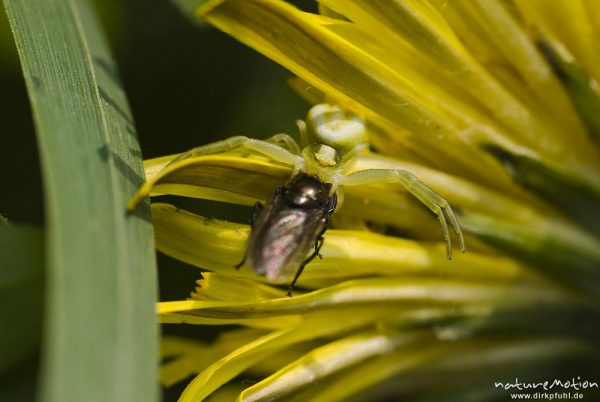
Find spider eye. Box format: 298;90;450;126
305;104;367;155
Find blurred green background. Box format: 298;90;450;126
0;0;313;291
0;0;310;225
0;0;311;400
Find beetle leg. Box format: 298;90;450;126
234;252;247;270
235;202;263;270
315;237;324;260
327;193;338;215
250;201;264;229
287;236;325;297
235;201;266;269
287;211;332;296
234;216;268;270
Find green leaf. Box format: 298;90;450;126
462;211;600;297
3;0;158;401
483;144;600;237
171;0;210;23
538;38;600;149
0;225;44;376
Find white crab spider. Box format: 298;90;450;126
168;103;465;264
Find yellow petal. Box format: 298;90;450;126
199;0;519;186
515;0;600;85
321;0;597;167
151;203;534;289
160;329;267;387
193;273;287;302
237;329;434;402
128;155;291;211
177;308;404;401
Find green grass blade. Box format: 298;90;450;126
3;0;158;401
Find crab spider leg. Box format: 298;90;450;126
268;133;301;155
242;139;305;171
167;135;304;170
167;135;249;165
296;119;309;147
339;169;465;259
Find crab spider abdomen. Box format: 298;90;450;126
305;104;368;156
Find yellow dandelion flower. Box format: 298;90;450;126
131;1;600;400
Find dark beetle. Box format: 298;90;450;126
237;173;337;295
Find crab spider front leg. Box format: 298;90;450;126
339;169;465;259
126;135;305;212
267;133;302;155
167;134;305;171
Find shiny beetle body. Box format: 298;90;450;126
241;173;337;294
